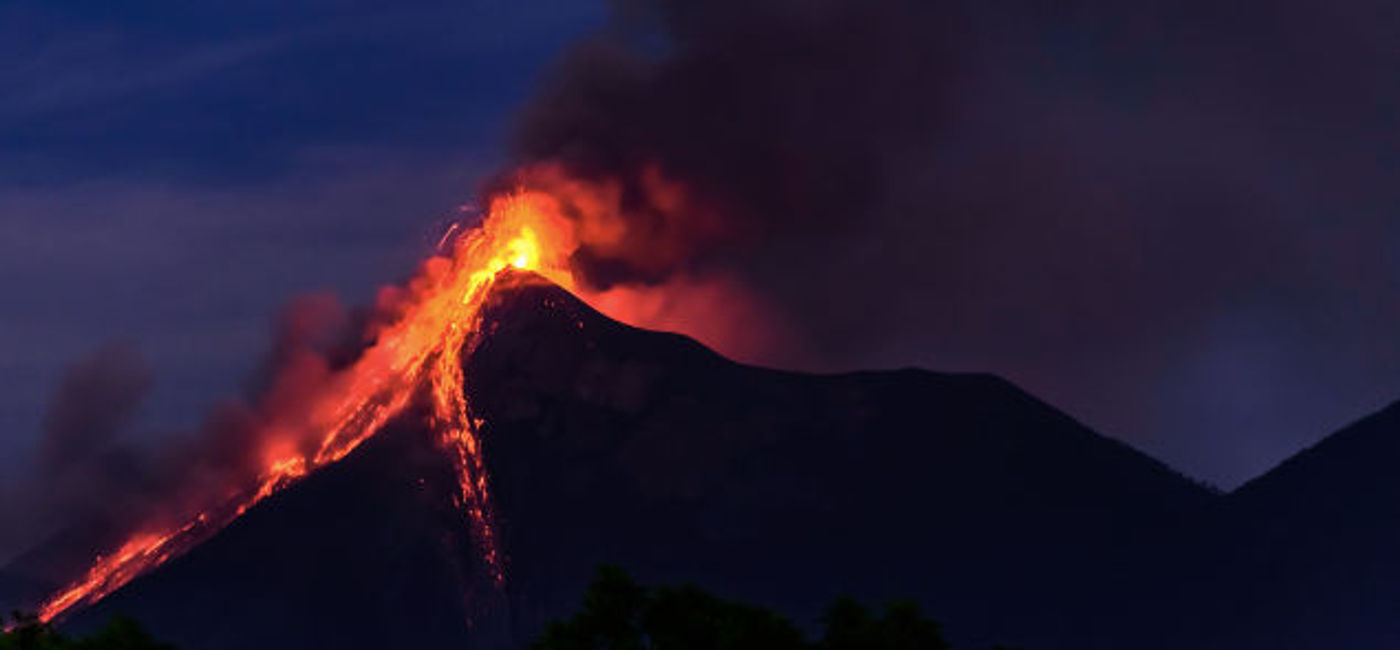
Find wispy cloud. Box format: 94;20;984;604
0;33;296;123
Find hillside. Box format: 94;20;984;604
15;277;1220;648
1189;401;1400;649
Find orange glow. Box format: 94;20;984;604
581;272;796;367
35;190;578;623
32;182;766;624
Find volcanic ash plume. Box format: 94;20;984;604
485;0;962;367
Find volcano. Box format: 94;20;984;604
3;277;1219;649
9;276;1400;648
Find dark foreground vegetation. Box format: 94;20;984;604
1;614;172;650
535;566;1019;650
4;566;1016;650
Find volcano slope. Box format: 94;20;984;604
60;415;501;649
41;279;1217;649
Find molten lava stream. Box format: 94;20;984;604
35;192;577;623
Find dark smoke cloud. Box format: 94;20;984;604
1;297;360;565
245;292;354;399
38;343;152;478
501;0;962;288
500;0;1400;486
0;343;155;563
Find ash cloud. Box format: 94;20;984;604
499;0;962;288
0;343;155;564
1;297;360;566
38;343;152;478
500;0;1400;486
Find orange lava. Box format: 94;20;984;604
36;191;578;623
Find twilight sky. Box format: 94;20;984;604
2;0;1398;499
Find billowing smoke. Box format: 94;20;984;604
1;296;358;568
0;343;153;559
143;293;356;520
38;343;152;480
496;0;959;290
495;0;1400;484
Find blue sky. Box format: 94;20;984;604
0;1;603;476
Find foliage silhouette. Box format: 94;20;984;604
535;565;1019;650
1;613;173;650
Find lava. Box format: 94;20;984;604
35;190;578;623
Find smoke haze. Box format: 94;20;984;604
0;298;362;565
500;0;1400;486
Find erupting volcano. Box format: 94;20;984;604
34;190;586;623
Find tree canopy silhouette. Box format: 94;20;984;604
534;565;1020;650
1;613;173;650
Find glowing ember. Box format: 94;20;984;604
35;191;578;623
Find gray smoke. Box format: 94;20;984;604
497;0;1400;486
1;295;359;565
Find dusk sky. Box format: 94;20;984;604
3;0;1398;500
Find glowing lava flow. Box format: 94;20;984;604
35;191;577;624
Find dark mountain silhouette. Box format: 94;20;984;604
7;277;1395;648
62;417;500;649
463;279;1215;649
1179;401;1400;649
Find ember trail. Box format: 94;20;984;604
37;191;581;623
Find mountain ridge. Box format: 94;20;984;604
5;276;1399;648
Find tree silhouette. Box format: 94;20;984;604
1;613;173;650
644;585;805;650
819;597;949;650
534;564;806;650
818;597;879;650
535;565;648;650
535;566;986;650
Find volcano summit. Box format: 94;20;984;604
2;276;1213;649
8;275;1400;648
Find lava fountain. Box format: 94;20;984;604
35;190;580;623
